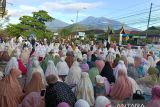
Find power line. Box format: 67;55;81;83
112;7;160;20
133;19;160;29
104;0;150;16
107;4;160;19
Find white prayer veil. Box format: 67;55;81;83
148;56;156;67
128;77;141;93
4;57;18;76
74;99;90;107
45;60;58;77
75;72;95;106
95;96;111;107
56;57;69;76
114;60;127;79
127;56;134;64
26;57;46;85
65;61;81;85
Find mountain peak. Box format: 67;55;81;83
46;16;140;32
46;19;69;32
86;16;96;19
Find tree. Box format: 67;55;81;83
59;28;71;39
86;32;96;41
0;29;9;40
6;24;22;37
33;10;53;24
5;10;54;40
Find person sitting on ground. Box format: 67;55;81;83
45;74;76;107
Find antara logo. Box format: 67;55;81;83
117;104;145;107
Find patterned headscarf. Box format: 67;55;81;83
57;102;70;107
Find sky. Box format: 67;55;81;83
4;0;160;30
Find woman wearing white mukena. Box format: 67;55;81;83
4;57;19;76
56;57;69;81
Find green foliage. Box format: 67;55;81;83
100;32;108;40
64;23;87;32
33;10;53;24
81;37;90;44
0;29;9;39
143;38;152;44
111;35;119;43
59;28;71;38
6;24;22;37
86;32;96;41
5;10;54;40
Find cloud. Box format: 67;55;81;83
7;1;104;24
41;1;103;12
19;5;38;12
8;5;39;18
8;8;25;18
50;0;75;3
7;5;38;23
8;1;103;18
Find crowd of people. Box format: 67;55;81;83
0;38;160;107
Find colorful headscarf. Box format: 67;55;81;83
57;102;70;107
95;60;105;72
4;57;19;76
146;85;160;107
19;92;44;107
110;69;132;100
148;67;158;82
114;60;127;80
24;72;45;95
75;72;95;106
65;61;81;85
74;99;90;107
95;96;111;107
0;69;23;107
88;67;99;85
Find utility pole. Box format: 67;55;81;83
146;2;153;38
76;10;79;39
75;8;86;39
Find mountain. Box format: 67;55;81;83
46;19;69;32
46;16;140;32
79;16;139;31
64;23;88;32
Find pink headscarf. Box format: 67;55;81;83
18;92;44;107
110;69;132;100
152;85;160;100
57;102;70;107
103;77;111;96
146;85;160;107
95;60;105;72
